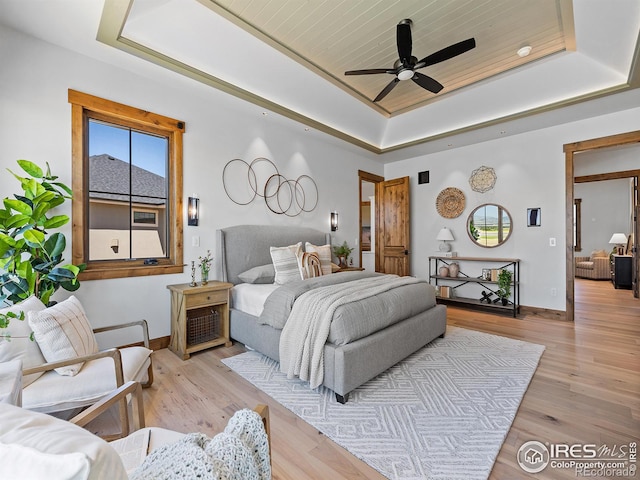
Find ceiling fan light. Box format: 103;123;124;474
517;45;532;57
398;69;414;81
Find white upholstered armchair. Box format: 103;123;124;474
0;381;272;480
0;295;153;437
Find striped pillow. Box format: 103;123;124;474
270;242;303;285
297;251;323;280
28;295;98;376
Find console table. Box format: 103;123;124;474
429;256;520;317
611;254;632;289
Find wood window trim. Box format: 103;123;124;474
69;89;185;280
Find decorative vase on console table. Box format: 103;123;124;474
439;266;450;277
448;262;460;277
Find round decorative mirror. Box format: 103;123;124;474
467;203;512;247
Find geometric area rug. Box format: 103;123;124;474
222;326;545;480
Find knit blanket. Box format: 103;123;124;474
130;409;271;480
279;275;422;388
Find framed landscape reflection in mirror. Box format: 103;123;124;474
467;203;512;248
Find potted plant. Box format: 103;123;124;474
497;269;512;306
332;241;353;268
0;160;85;333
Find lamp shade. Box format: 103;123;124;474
608;233;627;245
436;227;454;241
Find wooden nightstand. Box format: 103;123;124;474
167;281;233;360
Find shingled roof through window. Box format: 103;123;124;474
89;154;166;205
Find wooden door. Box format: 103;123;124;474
634;205;639;298
376;176;410;276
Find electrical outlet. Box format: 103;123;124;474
549;237;556;247
192;236;200;247
550;288;557;297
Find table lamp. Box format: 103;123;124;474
608;232;627;255
436;227;454;252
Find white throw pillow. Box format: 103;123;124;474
305;243;333;276
0;403;127;480
238;264;276;284
28;296;98;376
0;295;48;387
270;243;302;285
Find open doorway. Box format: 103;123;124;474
564;131;640;321
358;170;384;271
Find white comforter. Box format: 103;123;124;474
279;275;421;389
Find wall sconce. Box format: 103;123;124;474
330;211;339;231
188;196;199;226
436;227;454;252
110;238;119;254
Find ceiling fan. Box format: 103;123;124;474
345;19;476;102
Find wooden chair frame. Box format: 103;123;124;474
22;319;153;440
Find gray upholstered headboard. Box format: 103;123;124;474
215;225;331;285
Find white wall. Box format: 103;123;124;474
0;25;382;342
384;108;640;311
575;179;632;254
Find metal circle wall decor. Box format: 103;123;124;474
223;157;318;216
436;187;466;218
469;166;497;193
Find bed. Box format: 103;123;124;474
215;224;447;403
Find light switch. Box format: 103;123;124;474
192;236;200;247
549;237;556;247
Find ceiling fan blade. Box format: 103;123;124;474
374;78;400;102
414;38;476;69
345;68;394;76
396;21;412;64
412;72;444;94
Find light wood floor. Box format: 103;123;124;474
118;279;639;479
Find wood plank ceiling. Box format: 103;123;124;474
204;0;574;117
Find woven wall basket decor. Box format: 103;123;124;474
436;187;465;218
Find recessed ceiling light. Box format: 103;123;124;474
262;112;268;116
517;46;532;58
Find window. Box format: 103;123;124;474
69;90;185;280
574;198;582;252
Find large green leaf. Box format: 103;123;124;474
5;214;30;229
44;215;69;229
33;190;56;204
4;198;32;215
51;181;73;196
44;232;65;257
23;229;45;247
17;159;43;179
47;267;76;282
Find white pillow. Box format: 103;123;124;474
305;243;333;276
238;264;275;284
28;296;98;376
0;295;48;387
270;243;302;285
0;403;127;480
0;444;90;480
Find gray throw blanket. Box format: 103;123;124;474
279;275;422;388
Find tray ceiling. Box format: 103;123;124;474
205;0;573;116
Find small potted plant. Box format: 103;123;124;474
332;241;353;269
497;269;512;306
198;250;213;285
